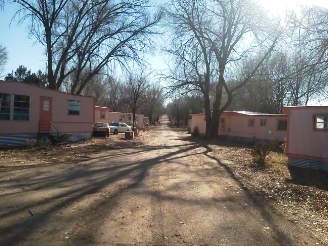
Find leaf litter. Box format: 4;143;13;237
209;142;328;244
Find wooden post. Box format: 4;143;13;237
125;131;134;139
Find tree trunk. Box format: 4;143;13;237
132;109;136;131
46;28;55;90
204;97;211;138
148;112;153;126
208;78;225;139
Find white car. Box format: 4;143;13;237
109;122;132;134
93;122;110;137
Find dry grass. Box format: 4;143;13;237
1;130;327;243
208;142;328;244
266;152;289;175
0;134;146;166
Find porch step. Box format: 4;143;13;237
39;121;72;146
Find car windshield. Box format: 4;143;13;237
94;123;103;127
110;123;119;126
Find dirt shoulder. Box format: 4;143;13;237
208;140;328;244
0;132;146;166
0;126;327;245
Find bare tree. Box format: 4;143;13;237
0;44;8;77
288;7;328;104
228;52;290;113
124;73;148;130
139;84;165;125
0;0;4;9
12;0;162;93
231;46;328;112
164;2;215;135
167;96;183;127
103;76;126;112
166;0;281;138
226;7;328;113
81;73;107;105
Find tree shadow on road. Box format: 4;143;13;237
0;143;198;245
190;140;302;245
0;135;310;246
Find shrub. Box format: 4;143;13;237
251;140;280;167
132;126;139;136
25;138;52;149
25;139;37;148
280;138;287;154
37;138;52;148
192;126;199;137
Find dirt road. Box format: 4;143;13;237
0;125;319;245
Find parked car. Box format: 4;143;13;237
109;122;132;134
93;122;110;137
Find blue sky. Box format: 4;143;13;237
2;0;328;78
1;0;328;105
1;0;328;78
0;4;46;77
0;2;168;80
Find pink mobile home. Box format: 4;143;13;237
95;106;111;123
0;81;95;147
108;112;120;123
143;117;150;125
284;106;328;182
190;113;206;135
108;112;144;127
219;111;287;142
170;117;187;127
122;113;144;127
191;111;287;142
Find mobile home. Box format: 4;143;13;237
190;111;287;143
95;106;111;123
108;112;144;127
0;81;95;146
284;106;328;182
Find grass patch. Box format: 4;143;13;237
266;152;288;174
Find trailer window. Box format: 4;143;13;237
68;100;80;115
315;115;328;129
260;119;267;127
0;93;11;120
220;117;225;129
13;94;30;121
248;119;255;127
277;120;287;131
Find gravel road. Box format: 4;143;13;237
0;125;319;245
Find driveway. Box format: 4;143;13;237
0;125;318;245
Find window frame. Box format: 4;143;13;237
260;119;267;127
220;117;225;129
276;119;287;131
0;93;11;120
248;118;255;127
100;110;105;119
68;100;80;115
43;100;50;111
314;115;328;131
13;94;30;121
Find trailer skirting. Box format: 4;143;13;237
0;133;92;147
288;157;328;186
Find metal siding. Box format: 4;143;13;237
0;134;37;147
68;133;92;143
288;157;328;172
0;133;92;147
